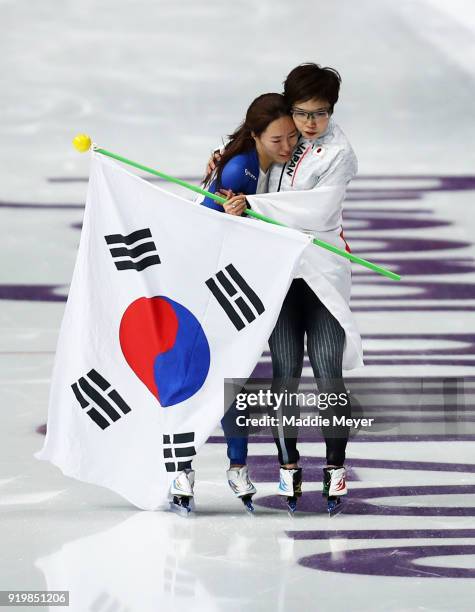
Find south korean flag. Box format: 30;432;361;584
36;153;310;510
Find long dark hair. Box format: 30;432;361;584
204;93;290;188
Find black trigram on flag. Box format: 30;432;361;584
206;263;265;331
71;369;131;430
163;432;196;472
104;228;160;271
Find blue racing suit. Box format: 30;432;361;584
201;148;260;465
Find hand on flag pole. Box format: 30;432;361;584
218;190;247;216
71;134;400;281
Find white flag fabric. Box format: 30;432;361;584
35;512;222;611
248;188;364;371
248;185;347;235
36;154;310;510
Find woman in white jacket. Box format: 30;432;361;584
221;63;363;514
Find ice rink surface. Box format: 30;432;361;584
2;0;475;610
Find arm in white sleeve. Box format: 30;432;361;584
316;147;358;187
246;185;347;233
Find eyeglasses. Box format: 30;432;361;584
291;108;330;121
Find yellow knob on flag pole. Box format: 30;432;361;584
72;133;92;153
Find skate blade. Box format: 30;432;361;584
327;497;344;517
169;497;193;517
287;497;297;516
169;503;192;517
241;494;255;514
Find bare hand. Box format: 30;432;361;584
223;193;247;216
217;188;234;199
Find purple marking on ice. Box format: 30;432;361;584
348;405;475;412
351;281;475;301
252;359;475;379
0;200;84;209
255;357;475;366
352;306;475;312
352;259;475;276
359;359;475;366
0;284;67;302
250;363;272;377
346;193;424;201
339;415;475;422
349;377;475;382
255;485;475;516
258;374;475;383
353;406;475;415
365;409;475;415
286;529;475;540
344;215;450;232
348;208;431;214
208;433;475;443
46;173;475;190
352;175;475;191
244;455;475;479
298;544;475;578
360;333;475;356
349;237;470;252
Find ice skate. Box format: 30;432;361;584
278;467;302;514
169;469;195;516
226;466;257;513
322;466;347;516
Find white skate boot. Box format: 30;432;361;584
170;469;195;515
226;466;257;512
322;466;347;515
278;467;302;514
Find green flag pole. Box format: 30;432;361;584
71;134;400;281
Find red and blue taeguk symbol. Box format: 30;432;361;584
119;296;210;406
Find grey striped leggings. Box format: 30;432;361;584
268;279;350;466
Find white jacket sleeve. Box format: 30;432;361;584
316;147;358;187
